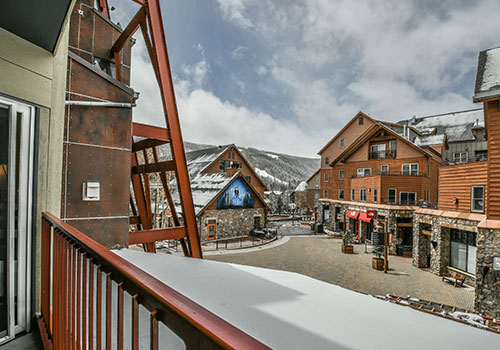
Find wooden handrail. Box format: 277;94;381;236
39;212;269;349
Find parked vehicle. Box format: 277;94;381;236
250;227;277;239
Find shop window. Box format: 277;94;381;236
388;189;396;203
450;229;476;274
338;189;344;200
381;164;389;175
324;173;329;182
373;188;378;203
254;216;261;229
339;169;344;180
360;189;367;202
471;186;484;213
402;163;418;176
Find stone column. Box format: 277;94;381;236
475;227;500;318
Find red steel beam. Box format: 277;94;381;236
98;0;111;19
133;122;169;141
129;227;186;245
110;7;146;55
146;0;203;258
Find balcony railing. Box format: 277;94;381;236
368;150;396;160
352;171;426;178
38;212;269;350
443;153;488;166
381;200;437;208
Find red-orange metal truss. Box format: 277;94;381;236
105;1;202;258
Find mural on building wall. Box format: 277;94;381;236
217;178;254;209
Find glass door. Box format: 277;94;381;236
0;97;35;345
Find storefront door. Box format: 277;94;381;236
0;97;35;344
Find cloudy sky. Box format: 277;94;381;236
109;0;500;158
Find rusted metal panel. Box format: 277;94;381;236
79;4;95;53
63;143;130;218
94;12;116;59
67;217;129;248
68;106;132;149
69;4;80;48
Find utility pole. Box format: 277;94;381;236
384;217;388;273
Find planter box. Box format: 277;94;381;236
342;244;354;254
372;257;385;270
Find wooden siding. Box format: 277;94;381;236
438;162;488;213
486;100;500;219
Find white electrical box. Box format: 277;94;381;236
83;181;100;201
493;257;500;271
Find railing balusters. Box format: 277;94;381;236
38;212;270;350
132;294;139;350
106;273;112;350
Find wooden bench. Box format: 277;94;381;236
442;268;466;287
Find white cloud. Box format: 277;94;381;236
215;0;253;29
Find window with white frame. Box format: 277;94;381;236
370;144;386;159
381;164;389;175
388;189;396;203
360;188;367;202
340;138;345;148
339;169;344;180
357;168;372;177
373;188;378;203
314;184;319;190
338;189;344;200
324;189;329;198
400;192;417;204
324;173;329;182
351;189;355;201
402;163;418;176
389;140;397;151
471;186;484;213
453;152;468;164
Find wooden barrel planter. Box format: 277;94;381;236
341;244;354;254
372;257;385;270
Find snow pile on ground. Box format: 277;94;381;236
114;249;499;350
294;181;307;192
449;312;487;330
266;153;279;160
255;168;288;185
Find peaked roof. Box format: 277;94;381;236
330;123;435;166
306;168;320;183
474;46;500;102
318;111;376;155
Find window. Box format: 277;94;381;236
93;56;117;78
339;169;344;180
314;193;320;200
400;192;417;204
370;144;386;159
314;184;320;190
245;176;251;183
381;165;389;175
471;186;485;213
351;189;355;201
254;216;261;229
324;190;329;198
231;161;242;169
388;189;396;203
338;189;344;200
402;163;418;176
325;157;330;165
359;116;364;125
357;168;372;177
360;189;367;202
219;160;230;172
453;152;468;164
428;163;430;177
389;140;397;151
340;138;345;148
475;150;487;161
450;229;476;274
373;188;378;203
207;219;217;240
424;190;430;202
324;173;329;182
315;174;319;181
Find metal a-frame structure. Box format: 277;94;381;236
97;0;202;258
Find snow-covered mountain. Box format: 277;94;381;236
184;142;320;191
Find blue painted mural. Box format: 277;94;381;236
217;178;254;209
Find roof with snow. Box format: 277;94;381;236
474;46;500;102
398;108;484;143
294;181;307;192
115;249;500;350
185;145;231;178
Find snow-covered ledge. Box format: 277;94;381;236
114;249;498;350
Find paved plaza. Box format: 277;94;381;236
207;235;475;310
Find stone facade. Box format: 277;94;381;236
475;228;500;317
198;208;267;241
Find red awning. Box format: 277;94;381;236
359;212;373;223
346;210;359;219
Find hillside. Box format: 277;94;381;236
159;142;320;191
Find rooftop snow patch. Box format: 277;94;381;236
294;181;307;192
474;47;500;102
114;250;500;350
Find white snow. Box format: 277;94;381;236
414;134;446;146
114;250;500;350
481;47;500;92
255;168;288;185
413;109;484;129
294;181;307;192
449;312;487;330
266;153;279;160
